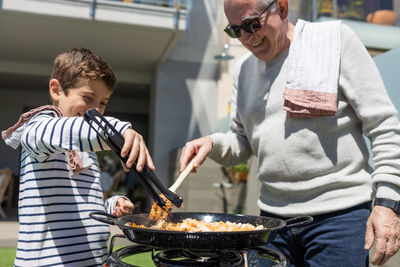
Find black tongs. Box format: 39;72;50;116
83;108;183;209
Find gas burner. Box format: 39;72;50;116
107;245;287;267
106;234;287;267
153;249;243;267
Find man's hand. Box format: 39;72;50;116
112;197;134;217
365;205;400;265
179;137;213;172
121;128;155;172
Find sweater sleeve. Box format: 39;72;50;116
340;24;400;200
104;195;130;214
209;56;253;166
21;113;131;161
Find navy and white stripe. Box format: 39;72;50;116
14;113;131;267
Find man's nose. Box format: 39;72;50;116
240;30;253;41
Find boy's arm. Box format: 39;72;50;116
104;196;133;216
21;113;131;161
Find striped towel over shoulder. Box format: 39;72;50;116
283;19;341;118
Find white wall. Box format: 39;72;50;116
150;0;222;186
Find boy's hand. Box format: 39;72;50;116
121;128;155;172
112;197;134;217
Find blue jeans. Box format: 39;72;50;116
260;202;371;267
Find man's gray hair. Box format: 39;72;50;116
257;0;278;13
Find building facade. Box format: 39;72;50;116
0;0;400;215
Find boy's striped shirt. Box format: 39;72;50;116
15;113;130;267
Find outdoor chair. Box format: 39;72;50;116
0;169;14;218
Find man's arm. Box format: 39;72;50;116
339;24;400;265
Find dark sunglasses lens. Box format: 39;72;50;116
250;19;262;32
242;18;261;33
224;27;241;38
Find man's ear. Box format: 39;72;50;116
278;0;289;20
49;79;62;103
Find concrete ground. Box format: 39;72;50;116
1;219;399;266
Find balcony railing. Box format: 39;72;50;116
0;0;192;30
0;0;192;10
108;0;192;10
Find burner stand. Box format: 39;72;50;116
106;234;287;267
153;249;244;267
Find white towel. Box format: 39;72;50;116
283;19;341;118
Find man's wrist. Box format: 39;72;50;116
374;198;400;215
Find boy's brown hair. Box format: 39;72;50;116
50;48;116;93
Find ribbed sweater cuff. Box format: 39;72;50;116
376;182;400;201
208;133;225;159
105;195;130;214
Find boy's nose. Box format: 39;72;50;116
92;105;104;115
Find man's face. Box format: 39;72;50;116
225;0;287;61
55;79;112;117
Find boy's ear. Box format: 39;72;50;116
49;79;62;103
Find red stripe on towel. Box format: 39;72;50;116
283;88;337;118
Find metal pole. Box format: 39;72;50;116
312;0;317;21
333;0;337;18
174;8;180;29
172;0;180;29
184;0;192;30
185;12;191;31
220;183;228;213
90;0;96;20
182;0;192;30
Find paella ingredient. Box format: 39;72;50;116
125;218;265;232
149;160;194;221
149;193;174;221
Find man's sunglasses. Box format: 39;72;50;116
224;0;276;38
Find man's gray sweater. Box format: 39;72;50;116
210;23;400;216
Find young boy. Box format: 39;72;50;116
2;48;155;266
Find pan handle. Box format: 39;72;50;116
89;211;117;225
285;216;313;229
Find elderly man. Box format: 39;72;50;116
179;0;400;266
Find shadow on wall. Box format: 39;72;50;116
365;47;400;167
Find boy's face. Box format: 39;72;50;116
50;79;112;117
